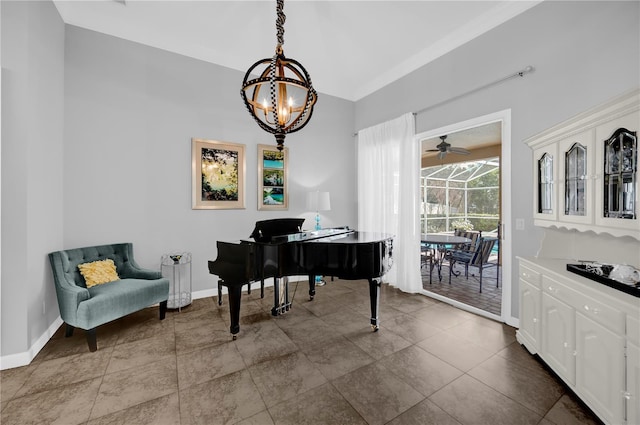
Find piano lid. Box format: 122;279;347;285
249;218;305;242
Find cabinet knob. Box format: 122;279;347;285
533;318;538;323
583;304;599;314
563;342;569;348
622;391;632;400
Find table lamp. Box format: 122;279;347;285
306;191;331;230
306;190;331;286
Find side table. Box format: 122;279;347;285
161;252;192;311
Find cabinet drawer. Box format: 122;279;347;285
543;275;579;306
543;276;624;333
575;295;625;335
628;315;640;346
520;264;541;287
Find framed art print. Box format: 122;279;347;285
258;144;288;210
192;138;245;209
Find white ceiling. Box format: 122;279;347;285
53;0;541;101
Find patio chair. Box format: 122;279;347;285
446;230;481;274
448;237;498;292
421;243;435;284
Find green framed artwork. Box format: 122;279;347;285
258;144;288;210
192;138;245;209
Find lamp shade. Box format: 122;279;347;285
318;192;331;211
306;191;331;212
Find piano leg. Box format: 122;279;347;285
227;283;242;340
272;278;279;316
368;278;381;331
308;275;316;300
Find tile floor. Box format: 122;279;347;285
1;279;602;425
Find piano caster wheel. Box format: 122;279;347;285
232;334;237;341
371;325;379;332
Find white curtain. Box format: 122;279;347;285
357;113;422;293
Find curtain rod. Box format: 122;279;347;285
354;65;534;137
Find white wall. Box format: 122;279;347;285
1;0;65;359
1;3;355;365
3;0;638;365
63;26;356;296
354;0;640;318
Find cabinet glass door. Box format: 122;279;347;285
538;153;554;214
603;128;637;219
565;143;587;216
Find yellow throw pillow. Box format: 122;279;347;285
78;259;120;288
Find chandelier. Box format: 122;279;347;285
241;0;317;151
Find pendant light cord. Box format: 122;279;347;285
276;0;286;53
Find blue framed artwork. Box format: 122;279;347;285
258;144;288;210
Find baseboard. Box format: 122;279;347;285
193;276;308;300
0;316;63;370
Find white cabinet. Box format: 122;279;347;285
533;144;558;223
525;89;639;240
541;290;576;385
519;279;541;353
627;315;640;425
557;129;596;225
517;257;639;425
575;313;625;425
627;341;640;425
594;112;639;232
517;263;542;353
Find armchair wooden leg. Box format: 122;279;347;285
86;328;97;352
64;323;75;338
159;300;167;320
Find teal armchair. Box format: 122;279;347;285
48;243;169;351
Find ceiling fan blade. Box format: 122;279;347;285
425;149;440;152
449;147;471;155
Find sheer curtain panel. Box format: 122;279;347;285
357;113;421;293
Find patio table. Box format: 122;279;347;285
421;233;471;282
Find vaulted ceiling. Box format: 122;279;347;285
53;0;540;102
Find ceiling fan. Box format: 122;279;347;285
426;135;471;160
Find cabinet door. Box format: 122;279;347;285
519;279;541;353
575;313;625;425
533;145;558;223
558;130;595;225
627;342;640;425
541;292;576;384
594;111;639;233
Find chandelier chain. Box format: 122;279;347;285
275;0;286;52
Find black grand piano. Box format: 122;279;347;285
208;218;393;339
